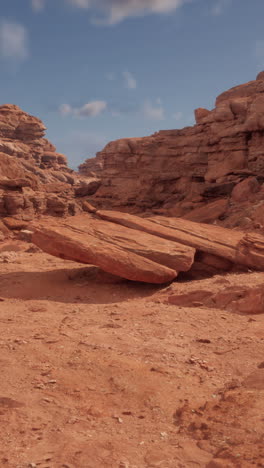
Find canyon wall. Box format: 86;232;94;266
0;104;100;227
80;72;264;230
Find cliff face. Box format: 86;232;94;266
0;104;100;224
80;73;264;230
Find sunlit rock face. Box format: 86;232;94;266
0;104;100;222
80;73;264;231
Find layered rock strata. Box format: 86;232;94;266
80;73;264;231
0;104;100;224
31;210;264;283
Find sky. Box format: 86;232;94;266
0;0;264;168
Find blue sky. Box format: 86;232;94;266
0;0;264;168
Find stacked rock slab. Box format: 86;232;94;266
0;104;100;224
31;210;264;283
79;73;264;231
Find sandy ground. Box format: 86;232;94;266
0;243;263;468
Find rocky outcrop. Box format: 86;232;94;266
31;210;264;283
80;73;264;231
0;105;100;225
155;272;264;314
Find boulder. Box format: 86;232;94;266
32;217;178;284
231;177;260;202
3;218;28;230
96;210;264;270
65;214;195;272
194;108;211;124
183;199;229;223
74;178;101;197
156;272;264;314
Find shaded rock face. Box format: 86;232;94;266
0;104;100;222
80;73;264;231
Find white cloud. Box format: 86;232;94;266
172;111;183;120
76;101;107;116
59;103;73;116
211;0;230;16
59;100;107;117
32;0;46;11
143;100;165;120
68;0;91;8
123;71;137;89
106;72;116;81
0;20;29;61
63;0;186;24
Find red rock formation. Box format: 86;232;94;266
32;215;180;284
0;104;100;224
80;73;264;231
156;272;264;314
95;210;264;271
31;210;264;282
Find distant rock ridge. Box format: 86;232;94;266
79;72;264;231
0;104;100;228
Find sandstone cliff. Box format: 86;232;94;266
0;104;100;228
80;72;264;231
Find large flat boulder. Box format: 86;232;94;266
70;215;194;272
96;210;264;270
31;215;180;284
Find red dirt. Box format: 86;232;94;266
0;244;263;467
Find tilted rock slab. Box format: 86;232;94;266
96;210;264;271
31;214;190;283
75;215;195;272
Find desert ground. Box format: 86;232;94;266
0;241;263;468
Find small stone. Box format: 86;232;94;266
119;462;130;468
206;459;232;468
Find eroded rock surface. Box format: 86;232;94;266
31;211;264;282
80;73;264;231
32;215;181;283
95;210;264;271
0;104;100;225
